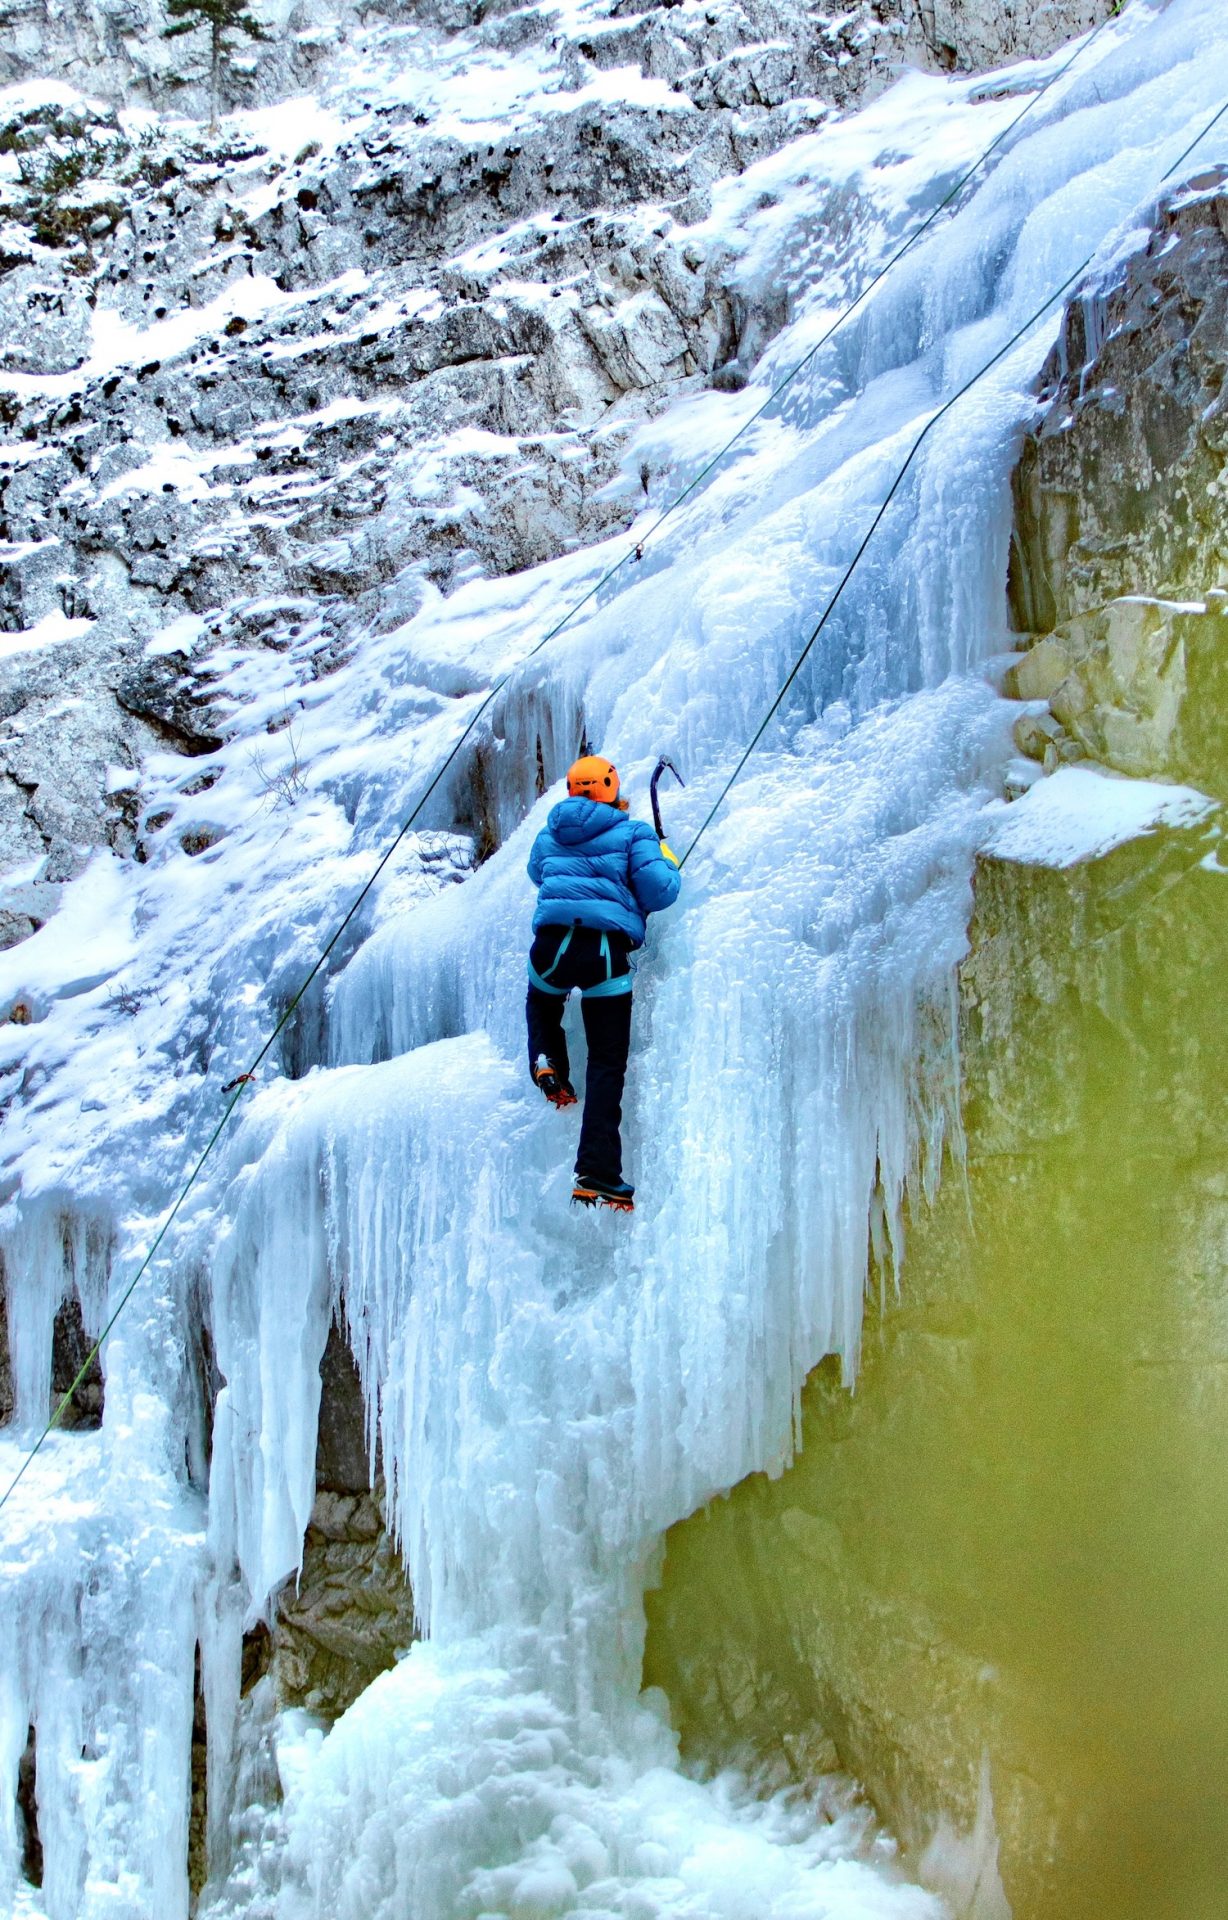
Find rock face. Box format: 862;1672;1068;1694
647;795;1228;1920
268;1486;416;1718
918;0;1107;70
266;1324;417;1721
643;172;1228;1920
1010;170;1228;634
1007;168;1228;784
1006;591;1228;785
0;622;153;938
1;0;1118;119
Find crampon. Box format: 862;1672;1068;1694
533;1057;577;1108
571;1176;635;1213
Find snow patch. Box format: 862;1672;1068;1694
985;764;1216;868
0;609;93;659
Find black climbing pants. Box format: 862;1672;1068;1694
526;924;634;1184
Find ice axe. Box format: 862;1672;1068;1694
650;755;685;864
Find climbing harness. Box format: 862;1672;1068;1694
527;924;573;994
3;58;1221;1519
583;934;633;1000
528;927;632;1000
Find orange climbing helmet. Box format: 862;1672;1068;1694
567;754;628;809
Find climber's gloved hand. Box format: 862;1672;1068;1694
659;840;679;866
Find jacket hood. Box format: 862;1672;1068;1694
548;795;622;845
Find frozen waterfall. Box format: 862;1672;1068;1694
2;1;1227;1915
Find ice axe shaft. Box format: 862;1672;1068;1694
650;755;685;840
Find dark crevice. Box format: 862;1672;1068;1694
242;1620;274;1697
448;690;587;869
188;1647;208;1904
277;909;371;1079
0;1273;12;1426
277;975;330;1081
186;1310;222;1488
118;703;224;758
467;746;501;864
18;1724;42;1888
51;1293;104;1429
317;1318;377;1492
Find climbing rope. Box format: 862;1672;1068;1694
1159;97;1228;182
677;263;1089;865
678;91;1228;866
0;44;1214;1518
590;0;1124;562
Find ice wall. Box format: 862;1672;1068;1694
2;0;1228;1913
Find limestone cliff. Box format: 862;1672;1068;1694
1;0;1117;119
643;171;1228;1920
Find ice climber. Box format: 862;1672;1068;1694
526;754;680;1212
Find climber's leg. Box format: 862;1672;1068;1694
526;979;575;1099
575;989;633;1186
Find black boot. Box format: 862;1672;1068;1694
533;1055;577;1108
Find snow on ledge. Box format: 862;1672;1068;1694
984;765;1216;870
0;609;94;659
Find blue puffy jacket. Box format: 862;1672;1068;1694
528;797;680;947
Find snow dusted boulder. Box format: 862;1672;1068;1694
921;0;1112;72
577;289;691;392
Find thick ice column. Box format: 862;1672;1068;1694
0;1431;202;1920
208;1104;337;1617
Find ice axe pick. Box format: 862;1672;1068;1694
650;755;685;862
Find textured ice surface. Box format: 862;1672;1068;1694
3;1;1228;1914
